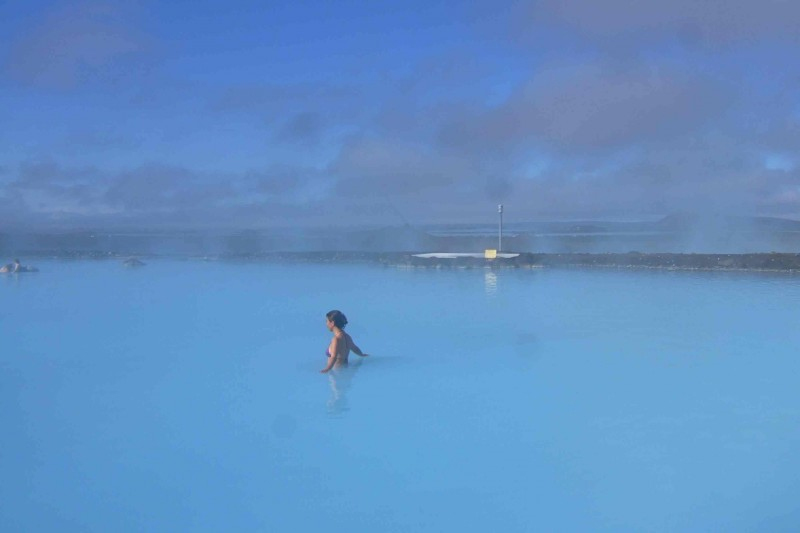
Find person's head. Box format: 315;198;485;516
13;258;19;264
326;309;348;330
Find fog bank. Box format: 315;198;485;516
2;214;800;258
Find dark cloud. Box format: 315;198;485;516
516;0;800;46
5;1;153;89
58;130;144;150
10;159;103;208
0;158;337;229
211;83;356;115
760;116;800;154
0;160;104;226
315;43;798;222
330;136;473;197
244;165;327;198
0;194;25;226
104;164;235;211
389;50;493;102
484;175;514;202
498;133;800;219
273;112;325;145
439;61;728;155
15;159;99;186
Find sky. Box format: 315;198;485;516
1;0;799;230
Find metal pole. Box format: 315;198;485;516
498;204;503;252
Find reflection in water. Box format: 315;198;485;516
484;270;497;296
1;272;22;286
326;358;363;416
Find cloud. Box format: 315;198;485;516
498;132;800;219
57;130;145;151
244;165;330;204
6;1;152;89
517;0;800;46
484;175;514;202
211;83;357;115
438;61;728;155
760;115;800;155
209;82;367;150
330;136;474;197
16;159;105;187
103;164;236;212
8;159;105;214
15;159;90;186
295;46;797;221
0;158;339;229
2;1;799;229
273;112;325;145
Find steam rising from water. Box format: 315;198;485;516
1;213;800;256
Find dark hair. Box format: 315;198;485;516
326;310;348;329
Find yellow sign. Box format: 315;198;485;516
484;249;497;259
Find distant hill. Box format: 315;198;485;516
655;213;800;232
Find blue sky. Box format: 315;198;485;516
1;0;799;230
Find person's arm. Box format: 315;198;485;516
320;336;339;373
349;336;368;357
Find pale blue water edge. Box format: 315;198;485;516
2;260;800;532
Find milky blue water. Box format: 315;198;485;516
3;260;800;532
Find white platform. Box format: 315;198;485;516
412;252;520;259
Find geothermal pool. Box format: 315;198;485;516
2;260;800;531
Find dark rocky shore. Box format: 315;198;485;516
3;249;800;272
216;251;800;272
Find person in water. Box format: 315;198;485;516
321;310;368;373
0;258;21;273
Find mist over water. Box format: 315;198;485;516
3;214;800;256
3;260;800;531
